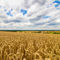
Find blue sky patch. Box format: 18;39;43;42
43;16;51;19
53;0;60;7
53;0;60;4
55;4;59;7
48;0;60;8
20;9;27;15
6;9;13;16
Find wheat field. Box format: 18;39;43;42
0;31;60;60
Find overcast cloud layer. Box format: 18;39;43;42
0;0;60;30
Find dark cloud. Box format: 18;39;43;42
4;20;21;23
48;22;60;26
34;22;45;26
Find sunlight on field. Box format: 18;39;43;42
0;31;60;60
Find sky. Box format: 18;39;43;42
0;0;60;30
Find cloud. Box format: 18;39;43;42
0;0;60;30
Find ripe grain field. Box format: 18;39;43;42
0;31;60;60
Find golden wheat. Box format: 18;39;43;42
0;31;60;60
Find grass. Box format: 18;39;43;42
0;31;60;60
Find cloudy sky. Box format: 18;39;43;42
0;0;60;30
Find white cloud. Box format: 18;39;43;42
56;19;60;23
0;0;60;30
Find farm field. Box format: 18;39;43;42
0;31;60;60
